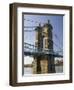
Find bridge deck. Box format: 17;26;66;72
24;51;63;58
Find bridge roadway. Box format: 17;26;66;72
24;50;63;58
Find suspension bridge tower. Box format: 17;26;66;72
35;20;55;74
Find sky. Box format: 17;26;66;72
23;14;63;64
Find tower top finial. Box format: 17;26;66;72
48;20;50;24
39;23;41;27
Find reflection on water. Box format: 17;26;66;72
24;67;33;74
55;66;63;73
24;65;63;74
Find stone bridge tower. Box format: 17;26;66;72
35;20;55;74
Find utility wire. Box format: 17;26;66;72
24;37;63;53
24;29;63;51
24;42;63;55
24;29;63;48
24;18;43;24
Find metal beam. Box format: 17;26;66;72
24;51;63;58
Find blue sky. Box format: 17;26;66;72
23;14;63;53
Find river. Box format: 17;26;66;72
24;65;63;74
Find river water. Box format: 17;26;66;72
24;65;63;74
